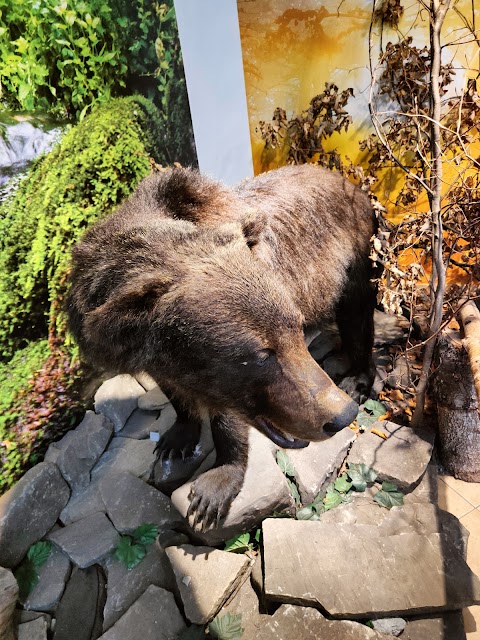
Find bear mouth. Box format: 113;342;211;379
255;417;310;449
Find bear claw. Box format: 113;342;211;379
186;465;243;532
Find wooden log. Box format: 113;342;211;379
0;567;18;640
459;300;480;409
433;329;480;481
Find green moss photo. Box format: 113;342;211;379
0;0;197;491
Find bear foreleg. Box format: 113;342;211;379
153;398;202;462
187;414;248;531
335;263;377;404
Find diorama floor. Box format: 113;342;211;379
439;474;480;638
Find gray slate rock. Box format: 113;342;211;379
59;482;105;525
103;544;176;630
171;429;295;545
255;604;394;639
17;617;48;640
99;471;183;533
156;529;190;548
166;544;251;624
98;585;186;640
95;374;145;433
404;611;466;639
374;310;409;345
262;519;480;617
0;566;18;640
0;462;70;568
405;462;439;505
22;546;71;612
118;409;159;440
93;437;156;481
371;618;406;636
137;387;170;410
46;411;112;491
49;512;119;568
347;421;435;490
54;565;106;640
288;427;356;503
221;573;263;639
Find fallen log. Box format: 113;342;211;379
458;300;480;409
433;327;480;481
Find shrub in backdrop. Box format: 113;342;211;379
0;95;165;490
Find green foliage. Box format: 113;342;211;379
0;96;164;491
113;523;159;570
224;528;261;554
374;482;405;509
0;0;128;118
0;95;164;362
323;485;346;511
275;450;295;477
356;400;387;429
334;473;353;493
14;541;52;600
346;463;378;492
208;613;244;640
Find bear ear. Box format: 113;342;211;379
241;209;267;249
83;274;173;343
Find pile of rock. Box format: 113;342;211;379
0;313;479;639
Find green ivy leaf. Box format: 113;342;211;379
113;536;146;570
276;450;295;477
374;489;404;509
347;463;378;491
132;523;158;546
14;561;39;600
323;487;344;511
381;481;399;493
286;478;301;506
334;473;353;493
208;612;244;640
296;505;318;520
254;529;261;543
356;410;377;428
224;533;251;554
364;399;387;417
27;541;52;568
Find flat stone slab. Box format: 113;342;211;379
45;411;113;491
22;546;71;612
262;519;480;617
103;544;176;630
54;566;105;640
98;585;186;640
0;462;70;568
288;428;356;503
0;567;18;640
347;421;435;490
166;544;251;624
221;574;263;639
118;409;159;440
404;611;466;639
99;471;183;533
17;617;48;640
59;482;105;525
95;374;145;433
255;604;395;639
171;429;294;545
137;387;169;410
135;372;158;391
49;512;119;568
92;437;156;481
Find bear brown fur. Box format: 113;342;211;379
67;164;377;528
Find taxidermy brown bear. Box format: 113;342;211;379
67;164;377;529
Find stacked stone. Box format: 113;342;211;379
0;316;478;639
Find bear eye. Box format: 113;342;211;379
256;349;275;367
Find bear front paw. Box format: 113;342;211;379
154;420;200;462
187;465;244;532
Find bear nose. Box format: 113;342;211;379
323;398;358;434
